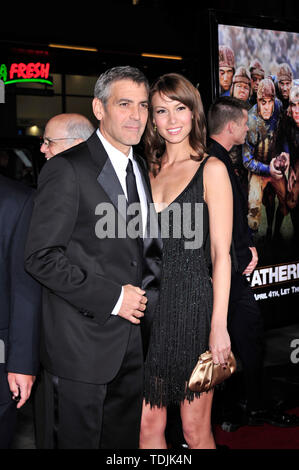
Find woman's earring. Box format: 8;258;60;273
153;123;157;132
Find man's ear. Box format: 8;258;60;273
92;98;104;121
227;120;235;135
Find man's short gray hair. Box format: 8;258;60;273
94;66;149;105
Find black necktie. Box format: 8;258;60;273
126;159;143;237
126;159;140;205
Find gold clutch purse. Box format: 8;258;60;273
188;350;237;393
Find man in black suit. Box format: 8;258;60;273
25;66;161;449
0;175;41;448
208;96;299;429
208;98;263;422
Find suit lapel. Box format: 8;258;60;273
87;132;127;223
97;158;127;222
87;133;161;248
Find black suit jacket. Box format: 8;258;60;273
0;175;41;404
25;132;161;385
208;139;253;274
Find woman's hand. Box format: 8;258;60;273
209;325;231;367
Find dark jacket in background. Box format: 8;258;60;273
208;139;264;412
0;175;41;447
209;139;253;274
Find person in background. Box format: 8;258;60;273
208;96;299;430
40;113;95;160
249;59;265;108
0;175;41;448
208;97;264;428
230;67;251;104
229;67;252;192
242;78;288;239
276;85;299;242
219;45;235;97
276;63;293;110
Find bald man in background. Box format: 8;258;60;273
40;113;95;160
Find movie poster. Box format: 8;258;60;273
217;23;299;325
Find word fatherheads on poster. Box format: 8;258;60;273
247;261;299;300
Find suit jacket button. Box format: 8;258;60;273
79;308;93;318
131;260;137;267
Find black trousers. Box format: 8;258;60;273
0;399;17;449
227;272;265;411
36;325;143;449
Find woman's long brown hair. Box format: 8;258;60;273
144;73;207;176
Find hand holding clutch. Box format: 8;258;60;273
188;350;237;393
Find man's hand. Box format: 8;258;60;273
7;373;35;409
270;157;284;180
242;246;258;275
270;153;290;180
117;285;147;324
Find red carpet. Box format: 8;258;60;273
213;408;299;449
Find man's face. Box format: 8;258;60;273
232;110;249;145
40;121;74;160
258;97;274;120
278;80;292;100
251;74;262;94
219;67;234;91
233;82;250;101
93;79;149;155
291;102;299;127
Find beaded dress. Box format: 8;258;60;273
144;159;213;407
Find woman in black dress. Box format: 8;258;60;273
139;74;233;449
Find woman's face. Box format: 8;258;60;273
152;92;193;145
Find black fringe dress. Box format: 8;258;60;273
144;160;213;407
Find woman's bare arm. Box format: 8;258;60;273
204;157;233;366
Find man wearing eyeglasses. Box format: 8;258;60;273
40;113;95;160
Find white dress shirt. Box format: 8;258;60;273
96;129;148;315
